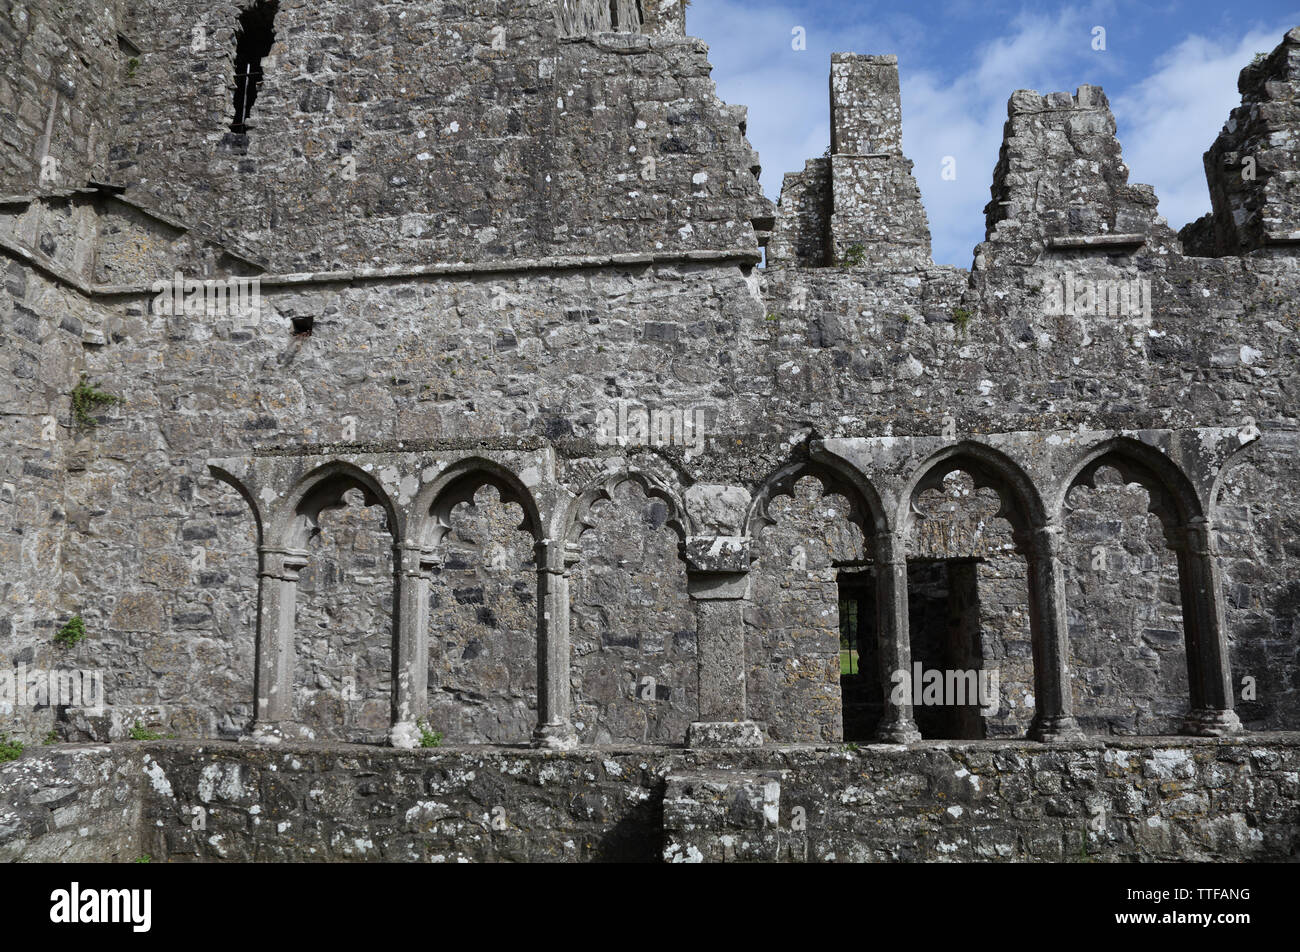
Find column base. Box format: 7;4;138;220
389;720;423;749
240;720;316;745
1183;708;1244;737
686;721;764;748
875;717;921;743
1028;714;1084;743
532;722;579;750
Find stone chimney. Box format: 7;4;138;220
827;54;933;269
767;53;933;270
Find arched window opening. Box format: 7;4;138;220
426;484;537;744
836;563;882;742
906;470;1032;740
749;475;867;744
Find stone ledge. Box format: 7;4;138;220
1046;233;1148;250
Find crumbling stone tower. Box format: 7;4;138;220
1;2;1299;862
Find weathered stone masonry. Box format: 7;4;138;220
2;3;1300;860
201;426;1255;749
2;736;1298;862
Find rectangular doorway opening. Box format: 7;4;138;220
837;559;988;742
837;565;881;743
908;559;986;740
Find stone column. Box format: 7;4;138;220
1017;524;1083;742
533;539;579;749
247;545;309;743
390;541;435;748
1172;518;1243;736
873;531;921;742
684;535;763;747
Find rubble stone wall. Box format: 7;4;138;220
1;5;1299;762
3;737;1297;862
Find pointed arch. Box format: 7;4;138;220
1057;435;1239;736
410;457;544;552
745;456;887;545
899;440;1048;538
408;456;547;747
563;467;690;551
207;463;265;548
272;459;401;551
1058;436;1204;528
563;466;695;745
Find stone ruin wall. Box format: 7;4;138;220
3;737;1299;862
0;2;1299;771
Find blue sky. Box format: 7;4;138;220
686;0;1300;266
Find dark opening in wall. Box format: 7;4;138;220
291;315;314;337
231;0;279;134
838;560;988;741
837;566;882;742
908;559;986;740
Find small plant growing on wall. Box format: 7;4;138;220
128;721;166;741
71;375;120;428
838;243;867;268
417;721;443;748
0;735;23;763
55;615;86;647
952;307;973;336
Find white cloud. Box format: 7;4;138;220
1112;21;1299;235
688;3;1299;266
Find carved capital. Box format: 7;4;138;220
258;546;310;581
1014;523;1064;562
535;538;581;575
873;531;907;567
684;535;752;574
393;540;437;578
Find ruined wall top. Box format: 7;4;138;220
830;53;903;156
557;0;685;37
3;0;764;273
768;52;932;271
982;85;1174;255
1186;27;1300;256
